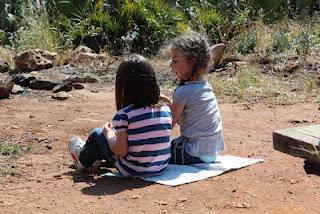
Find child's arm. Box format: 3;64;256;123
103;122;128;158
170;102;184;128
160;93;184;128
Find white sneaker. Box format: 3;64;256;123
68;136;85;171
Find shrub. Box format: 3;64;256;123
229;32;258;54
270;27;291;53
52;0;185;56
293;29;317;54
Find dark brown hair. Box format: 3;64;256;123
115;54;160;110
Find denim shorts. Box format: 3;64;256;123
169;136;204;165
79;128;116;168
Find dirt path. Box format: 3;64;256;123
0;87;319;214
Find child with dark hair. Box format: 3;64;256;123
161;31;225;165
69;54;172;177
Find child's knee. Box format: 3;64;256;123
90;127;104;140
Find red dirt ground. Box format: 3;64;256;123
0;86;319;214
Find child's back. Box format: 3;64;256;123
173;80;224;158
114;104;172;177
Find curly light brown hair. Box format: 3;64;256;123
170;31;211;83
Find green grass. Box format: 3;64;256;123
208;67;319;105
0;142;32;177
0;143;32;156
0;165;17;176
12;13;60;53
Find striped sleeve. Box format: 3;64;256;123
112;109;129;132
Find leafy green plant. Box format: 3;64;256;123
53;0;185;55
230;32;258;54
293;29;316;54
196;7;223;43
270;27;291;53
130;0;185;55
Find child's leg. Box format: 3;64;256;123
169;137;203;165
79;128;116;168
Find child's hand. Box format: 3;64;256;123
103;122;117;146
103;122;115;133
160;93;172;105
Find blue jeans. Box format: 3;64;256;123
79;128;116;168
169;137;204;165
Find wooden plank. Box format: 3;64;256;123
273;125;320;163
293;125;320;138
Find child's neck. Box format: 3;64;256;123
189;74;204;82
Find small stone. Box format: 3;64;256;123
129;194;141;199
73;83;84;89
52;82;73;93
11;84;24;94
51;91;70;101
159;201;168;205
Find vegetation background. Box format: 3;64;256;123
0;0;319;55
0;0;319;106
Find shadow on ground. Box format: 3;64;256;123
304;160;320;176
65;166;152;195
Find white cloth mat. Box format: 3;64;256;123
101;155;264;186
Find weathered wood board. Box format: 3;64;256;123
273;124;320;163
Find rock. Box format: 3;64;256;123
75;45;93;54
14;49;57;72
11;84;24;94
76;52;105;63
210;43;226;68
34;49;57;61
66;75;99;84
73;83;84;89
11;75;36;87
52;82;73;93
315;75;320;87
283;63;299;73
51;91;70;101
74;45;105;63
30;79;58;90
0;79;14;99
0;59;9;73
